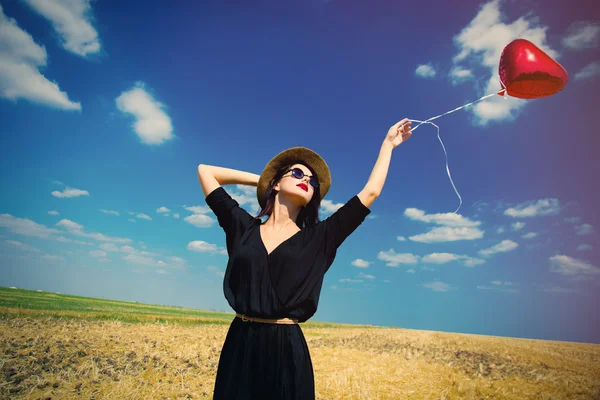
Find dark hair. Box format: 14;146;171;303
256;161;321;229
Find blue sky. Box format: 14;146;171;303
1;0;599;344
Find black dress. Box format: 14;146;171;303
205;187;371;399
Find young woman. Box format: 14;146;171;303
197;119;412;399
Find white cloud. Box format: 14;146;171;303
404;208;484;243
357;272;375;280
55;218;131;243
41;254;64;261
504;198;560;218
496;226;505;234
522;232;538;239
0;5;80;110
574;62;600;81
415;63;436;78
187;240;224;254
56;219;83;230
409;226;484;243
421;253;461;264
157;207;170;214
449;66;473;85
23;0;101;57
477;282;518;292
123;253;158;266
184;214;215;228
397;236;406;241
562;21;600;50
511;222;525;231
99;209;119;216
451;0;556;125
479;239;518;257
351;259;371;268
421;252;485;268
119;245;136;254
116;82;174;145
404;208;480;227
421;281;454;292
183;205;215;228
156;269;167;274
89;250;107;258
230;188;260;215
0;214;59;238
320;199;344;215
173;213;180;219
565;217;581;224
93;242;174;268
51;187;89;198
235;185;256;196
339;278;363;283
575;224;594;236
5;240;40;252
576;244;592;252
185;205;212;214
549;255;600;276
55;236;93;246
169;256;186;266
463;257;486;267
98;243;119;252
377;249;419;267
406;269;416;274
48;210;59;215
135;213;152;221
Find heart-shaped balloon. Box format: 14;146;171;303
498;39;568;99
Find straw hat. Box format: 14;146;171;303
257;147;331;209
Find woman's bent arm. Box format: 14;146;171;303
357;118;412;208
197;164;260;197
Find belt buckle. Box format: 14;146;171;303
241;314;249;322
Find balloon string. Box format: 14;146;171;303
409;92;500;133
408;119;462;214
407;91;502;214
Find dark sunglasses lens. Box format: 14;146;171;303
291;168;318;188
291;168;304;179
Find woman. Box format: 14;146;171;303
197;119;412;399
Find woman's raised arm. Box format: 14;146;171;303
357;118;412;208
197;164;260;197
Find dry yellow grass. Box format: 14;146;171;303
1;318;599;399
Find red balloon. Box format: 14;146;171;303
498;39;568;99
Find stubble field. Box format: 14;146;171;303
1;287;599;400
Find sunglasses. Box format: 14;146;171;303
284;167;319;188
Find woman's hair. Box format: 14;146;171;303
256;160;321;228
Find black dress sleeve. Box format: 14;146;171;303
205;186;257;256
322;195;371;250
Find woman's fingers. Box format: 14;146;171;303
394;118;409;130
396;120;411;136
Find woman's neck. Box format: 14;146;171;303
265;199;301;231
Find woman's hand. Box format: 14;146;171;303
385;118;412;149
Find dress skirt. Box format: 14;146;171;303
213;317;315;400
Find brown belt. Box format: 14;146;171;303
236;313;299;325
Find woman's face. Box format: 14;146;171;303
274;163;315;207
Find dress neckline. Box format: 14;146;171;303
258;223;302;257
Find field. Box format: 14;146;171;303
1;287;599;399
